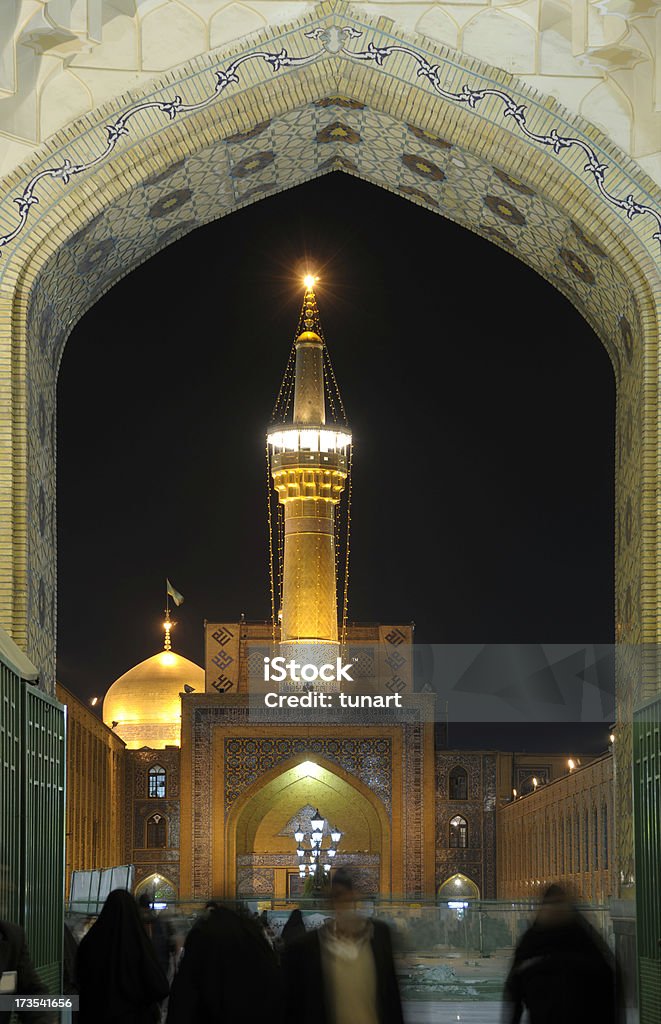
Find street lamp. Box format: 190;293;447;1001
294;810;342;895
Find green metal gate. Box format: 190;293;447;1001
634;696;661;1024
0;645;65;992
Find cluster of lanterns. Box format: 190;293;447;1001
295;808;342;881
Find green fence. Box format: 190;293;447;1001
0;654;65;992
634;696;661;1024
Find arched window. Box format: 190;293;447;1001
146;813;167;848
437;873;480;900
135;873;177;904
566;815;572;871
148;764;166;799
448;766;468;800
583;813;589;872
592;806;599;868
449;815;468;848
602;803;609;868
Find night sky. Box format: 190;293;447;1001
56;173;615;752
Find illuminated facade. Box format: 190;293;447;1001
88;283;612;907
56;683;126;896
497;753;615;904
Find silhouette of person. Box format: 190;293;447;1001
283;869;404;1024
503;883;623;1024
137;895;176;979
166;903;284;1024
75;889;169;1024
0;920;56;1024
280;908;306;949
0;856;55;1024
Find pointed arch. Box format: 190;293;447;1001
437;872;480;900
135;872;177;902
449;814;468;849
145;812;168;848
223;753;391;897
148;763;167;798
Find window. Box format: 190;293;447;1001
146;813;167;848
148;764;166;799
602;803;609;869
448;766;468;800
449;815;468;848
592;807;599;868
583;813;589;872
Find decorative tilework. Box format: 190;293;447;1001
186;701;430;897
148;188;193;219
317;123;360;144
224;736;392;814
492;168;535;196
570;221;607;259
277;804;340;837
230;152;276;178
402;154;446;181
484;195;526;225
559;247;596;286
406;124;452;150
315;97;365;110
1;18;658;259
226;121;271;143
237;867;274;895
481;225;512;247
435;752;497;898
318;156;358;173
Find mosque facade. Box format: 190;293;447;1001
60;281;609;906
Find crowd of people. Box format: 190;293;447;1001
0;875;624;1024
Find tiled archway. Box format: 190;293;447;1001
0;2;658;891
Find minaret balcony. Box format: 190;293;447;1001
267;426;351;454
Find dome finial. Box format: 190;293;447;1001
163;607;173;651
299;274;322;338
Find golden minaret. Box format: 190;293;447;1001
268;277;351;650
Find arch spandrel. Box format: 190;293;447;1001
0;2;658;894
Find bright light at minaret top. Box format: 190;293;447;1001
303;274;317;289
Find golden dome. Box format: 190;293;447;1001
102;650;204;749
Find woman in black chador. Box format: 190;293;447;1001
503;884;623;1024
166;903;284;1024
280;908;306;949
75;889;169;1024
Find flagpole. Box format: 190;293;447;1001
164;580;171;651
